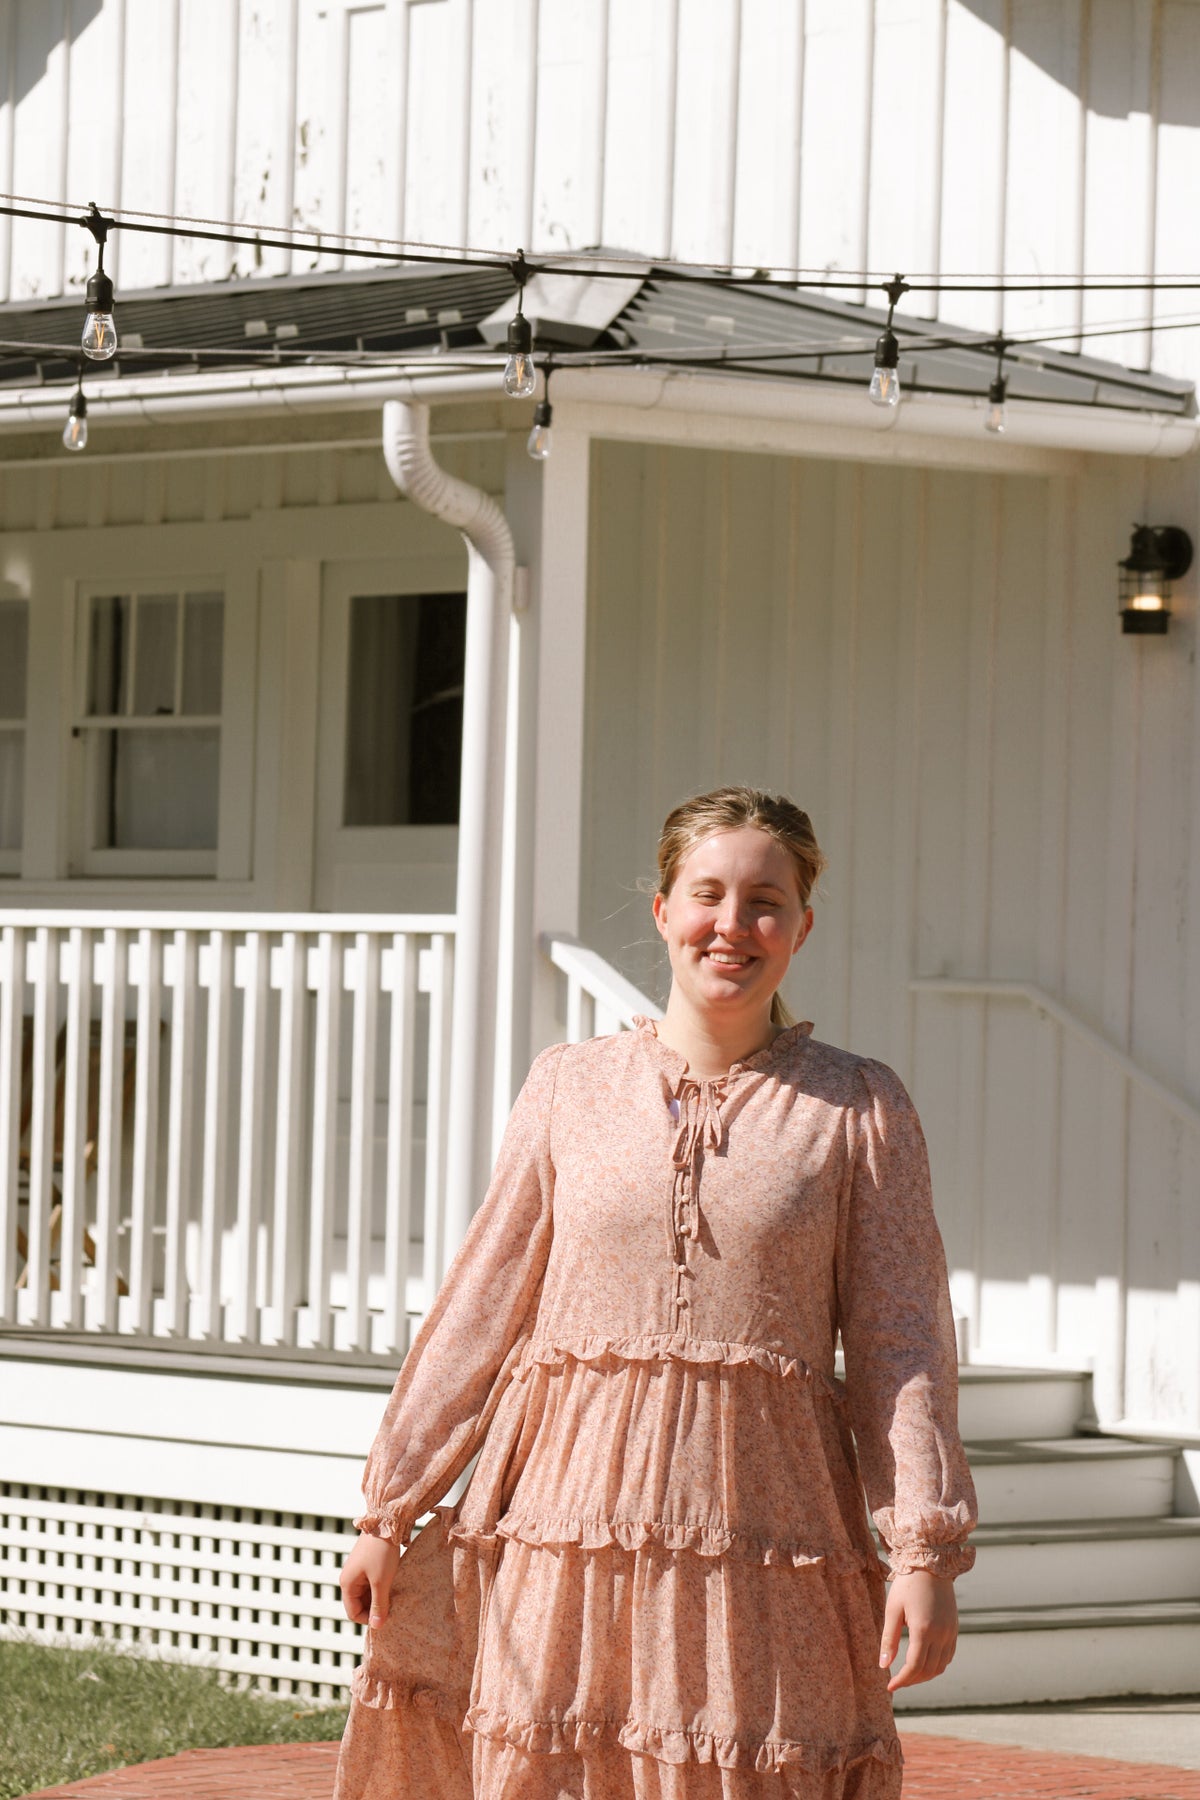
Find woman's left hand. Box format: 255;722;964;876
878;1570;958;1691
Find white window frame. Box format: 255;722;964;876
69;576;246;880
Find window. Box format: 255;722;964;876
75;587;224;875
0;600;28;870
343;591;466;827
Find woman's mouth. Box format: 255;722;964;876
705;950;753;967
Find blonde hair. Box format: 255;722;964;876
653;785;827;1028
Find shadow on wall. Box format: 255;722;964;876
958;0;1200;125
2;0;104;108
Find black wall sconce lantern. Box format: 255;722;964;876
1118;524;1193;634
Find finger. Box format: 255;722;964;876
368;1577;390;1629
887;1634;932;1692
341;1574;369;1626
878;1593;904;1668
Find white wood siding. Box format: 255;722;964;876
580;438;1200;1431
3;1;1200;374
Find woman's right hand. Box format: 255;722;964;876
339;1530;402;1628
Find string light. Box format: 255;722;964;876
984;340;1008;433
869;274;908;408
502;251;536;398
61;374;87;451
0;193;1189;451
80;202;117;360
527;363;553;460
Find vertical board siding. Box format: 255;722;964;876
3;0;1199;383
583;438;1200;1427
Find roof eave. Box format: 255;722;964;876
0;358;1194;460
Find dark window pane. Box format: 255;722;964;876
0;734;22;850
343;592;465;827
182;592;224;715
94;727;220;850
133;594;177;716
0;602;28;720
88;595;130;716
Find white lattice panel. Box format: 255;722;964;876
0;1483;361;1699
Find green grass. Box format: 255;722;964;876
0;1634;349;1799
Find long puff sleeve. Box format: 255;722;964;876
835;1057;978;1581
353;1041;566;1547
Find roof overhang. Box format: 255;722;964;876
0;360;1193;470
0;257;1194;464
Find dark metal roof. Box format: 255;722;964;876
0;255;1192;417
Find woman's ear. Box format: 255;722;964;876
652;891;669;941
793;906;814;954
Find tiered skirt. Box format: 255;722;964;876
332;1341;904;1800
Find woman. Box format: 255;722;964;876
334;786;978;1800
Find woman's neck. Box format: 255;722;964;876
653;998;781;1080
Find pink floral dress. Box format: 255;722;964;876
332;1016;978;1800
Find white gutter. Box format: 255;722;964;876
0;359;1193;457
0;365;505;429
550;366;1200;460
381;400;515;1280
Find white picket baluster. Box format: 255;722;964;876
22;929;59;1325
128;929;163;1334
423;933;454;1293
0;926;25;1322
92;929;128;1332
269;931;307;1347
345;933;379;1353
383;933;417;1356
59;927;93;1329
164;930;198;1338
230;932;269;1343
199;931;234;1341
307;933;342;1350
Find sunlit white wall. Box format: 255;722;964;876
1;1;1198;376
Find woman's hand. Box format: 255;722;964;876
339;1530;402;1628
879;1570;958;1691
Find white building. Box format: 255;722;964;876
1;0;1199;1707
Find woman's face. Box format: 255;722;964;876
651;826;813;1022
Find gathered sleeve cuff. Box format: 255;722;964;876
354;1041;567;1544
835;1057;979;1584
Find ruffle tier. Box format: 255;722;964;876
451;1337;882;1579
513;1333;850;1402
337;1514;902;1800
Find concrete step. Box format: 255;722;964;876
955;1364;1092;1442
891;1598;1200;1710
965;1435;1178;1523
954;1514;1200;1611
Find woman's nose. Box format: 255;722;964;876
715;901;749;937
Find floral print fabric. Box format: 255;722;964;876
333;1017;978;1800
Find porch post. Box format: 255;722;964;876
526;425;592;1060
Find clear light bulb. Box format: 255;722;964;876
504;350;536;398
868;363;901;408
527;397;553;460
62;389;88;452
81;310;117;360
984;373;1007;435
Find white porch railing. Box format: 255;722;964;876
0;912;455;1355
542;933;661;1040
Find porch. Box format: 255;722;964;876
0;911;641;1357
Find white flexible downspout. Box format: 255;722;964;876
382;399;515;1279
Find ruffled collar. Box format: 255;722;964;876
630;1012;813;1086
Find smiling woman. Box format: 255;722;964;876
333;784;977;1800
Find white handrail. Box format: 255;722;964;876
542;934;661;1040
910;976;1200;1134
0;909;457;934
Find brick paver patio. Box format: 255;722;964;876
17;1733;1200;1799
